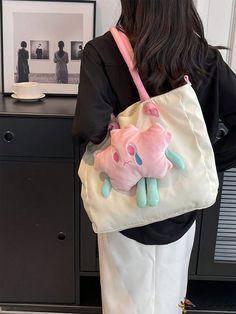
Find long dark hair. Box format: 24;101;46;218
117;0;210;93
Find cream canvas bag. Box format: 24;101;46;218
78;27;219;233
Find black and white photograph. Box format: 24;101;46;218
1;0;95;95
71;41;83;60
30;40;49;60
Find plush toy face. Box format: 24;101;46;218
94;123;173;191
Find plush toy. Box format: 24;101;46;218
94;103;185;208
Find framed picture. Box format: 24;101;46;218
1;0;96;95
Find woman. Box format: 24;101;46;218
17;41;29;82
54;41;69;83
72;1;236;313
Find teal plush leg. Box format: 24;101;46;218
136;177;147;208
147;178;159;207
165;148;185;170
102;176;112;198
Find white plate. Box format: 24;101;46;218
11;93;46;102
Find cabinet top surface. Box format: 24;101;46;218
0;95;77;118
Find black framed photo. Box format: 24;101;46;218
1;0;96;95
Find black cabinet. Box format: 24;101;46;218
197;170;236;279
1;96;236;313
0;160;74;303
78;144;98;274
0;98;76;305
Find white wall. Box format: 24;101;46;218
94;0;120;36
196;0;236;69
1;0;236;92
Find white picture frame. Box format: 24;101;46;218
1;0;96;95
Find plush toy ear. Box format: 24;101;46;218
150;124;173;143
148;123;165;134
141;124;173;148
140;125;162;144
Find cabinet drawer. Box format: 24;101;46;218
0;117;73;158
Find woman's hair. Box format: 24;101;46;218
21;41;27;48
117;0;210;93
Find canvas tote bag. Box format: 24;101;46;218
78;27;219;233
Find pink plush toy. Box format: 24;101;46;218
94;123;173;191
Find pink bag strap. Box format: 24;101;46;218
110;27;191;101
110;27;151;102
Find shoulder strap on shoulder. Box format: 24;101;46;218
110;27;150;102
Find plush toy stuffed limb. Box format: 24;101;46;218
101;176;112;199
165;148;185;170
147;178;159;206
101;147;185;208
136;177;147;207
136;149;185;208
135;177;159;208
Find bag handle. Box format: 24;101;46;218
110;27;192;100
110;27;151;102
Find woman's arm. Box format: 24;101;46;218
72;42;116;145
65;52;69;64
213;54;236;171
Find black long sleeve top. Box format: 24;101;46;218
72;31;236;245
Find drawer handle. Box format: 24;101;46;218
3;131;15;143
57;232;66;241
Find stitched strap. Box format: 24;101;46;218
110;27;150;102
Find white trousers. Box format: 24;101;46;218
97;221;196;314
